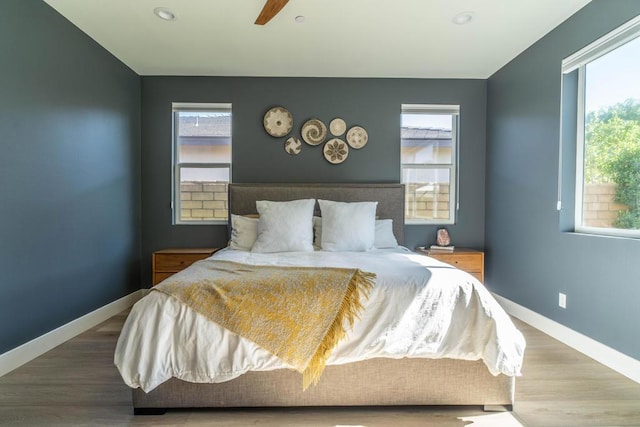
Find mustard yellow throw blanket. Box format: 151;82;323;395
152;259;375;389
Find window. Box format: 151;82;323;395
172;103;231;224
401;104;459;224
561;15;640;238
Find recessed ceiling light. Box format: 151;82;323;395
295;15;305;24
154;7;176;21
452;11;474;25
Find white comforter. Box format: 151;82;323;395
115;247;525;392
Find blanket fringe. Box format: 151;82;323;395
302;269;376;390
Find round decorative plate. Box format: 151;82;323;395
323;138;349;164
329;118;346;136
301;119;327;146
263;107;293;137
346;126;368;149
284;137;302;155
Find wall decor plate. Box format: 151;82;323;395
323;138;349;164
284;137;302;155
346;126;368;149
263;107;293;137
301;119;327;146
329;118;346;136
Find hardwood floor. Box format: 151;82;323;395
1;312;639;426
513;320;640;426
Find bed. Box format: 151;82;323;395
116;183;525;414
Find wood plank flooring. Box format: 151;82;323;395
1;312;639;426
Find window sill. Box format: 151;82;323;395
568;226;640;240
406;219;455;226
173;220;228;226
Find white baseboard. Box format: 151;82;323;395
0;289;144;377
494;293;640;385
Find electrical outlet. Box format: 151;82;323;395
559;292;567;309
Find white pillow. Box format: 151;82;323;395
318;200;377;251
251;199;315;253
229;214;258;251
314;217;398;249
374;219;398;248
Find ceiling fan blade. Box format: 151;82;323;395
254;0;290;25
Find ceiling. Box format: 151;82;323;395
44;0;592;79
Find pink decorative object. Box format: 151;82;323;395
436;228;451;246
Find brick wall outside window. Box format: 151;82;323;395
180;182;228;221
583;183;629;228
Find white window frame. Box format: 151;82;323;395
401;104;460;225
172;102;232;225
561;15;640;238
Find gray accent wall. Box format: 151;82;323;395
0;1;141;353
141;77;487;285
486;0;640;360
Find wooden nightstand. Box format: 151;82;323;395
152;248;220;285
416;247;484;283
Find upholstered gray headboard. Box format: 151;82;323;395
229;183;405;245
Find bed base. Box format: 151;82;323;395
132;358;514;414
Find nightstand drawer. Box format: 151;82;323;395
428;253;482;272
467;271;484;282
416;247;484;283
152;248;220;286
153;272;176;285
154;253;210;272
